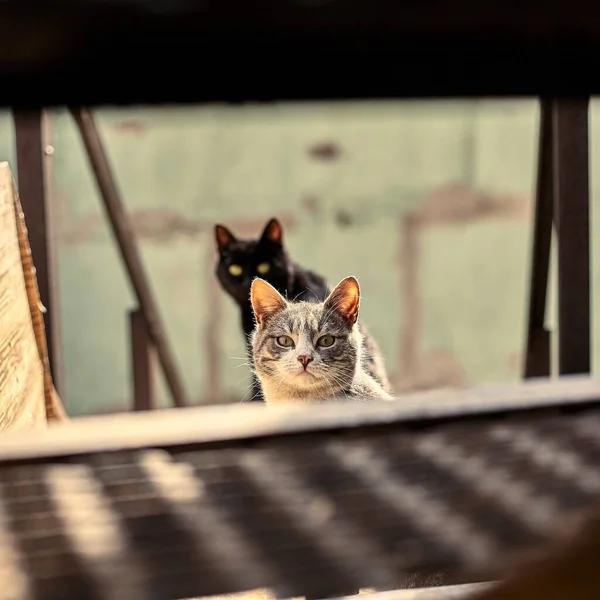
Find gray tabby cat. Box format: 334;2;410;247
250;275;392;405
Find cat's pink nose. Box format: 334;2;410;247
298;355;313;368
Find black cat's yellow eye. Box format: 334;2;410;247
276;335;294;348
317;335;335;348
257;262;270;275
228;264;243;276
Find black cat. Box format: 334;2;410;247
214;218;329;402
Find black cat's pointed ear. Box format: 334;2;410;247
324;276;360;325
260;218;283;245
215;224;236;249
251;278;287;325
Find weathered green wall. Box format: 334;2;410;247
0;100;598;416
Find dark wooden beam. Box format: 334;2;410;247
129;307;156;412
13;109;64;397
552;98;591;375
1;2;600;103
524;99;554;379
0;377;598;600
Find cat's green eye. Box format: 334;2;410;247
317;335;335;348
257;262;270;275
276;335;294;348
228;264;243;277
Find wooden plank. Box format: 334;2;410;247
0;375;598;462
0;162;46;431
191;584;491;600
0;380;599;598
13;161;68;423
336;585;490;599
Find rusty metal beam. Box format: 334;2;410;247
13;109;64;397
70;108;187;408
130;307;155;411
552;98;591;375
524;99;554;379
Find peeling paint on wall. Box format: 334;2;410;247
58;209;304;245
110;120;148;135
391;184;531;392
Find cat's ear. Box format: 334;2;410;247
215;224;236;249
260;218;283;245
324;276;360;325
251;278;287;325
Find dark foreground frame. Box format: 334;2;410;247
0;1;600;103
0;377;598;599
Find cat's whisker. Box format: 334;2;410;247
269;372;291;402
240;377;262;403
234;362;254;370
244;388;263;402
238;386;252;398
235;372;255;387
305;286;321;302
319;372;338;401
326;371;352;401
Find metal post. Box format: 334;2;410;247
524;99;554;379
552;98;591;375
130;308;155;411
71;107;187;407
13;109;64;396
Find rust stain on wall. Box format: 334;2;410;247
393;182;529;394
216;212;298;239
128;210;202;241
301;196;320;214
59;209;302;245
307;141;342;162
398;214;421;376
418;182;531;225
393;350;468;393
203;241;223;403
59;209;202;245
506;350;523;374
111;120;147;135
59;214;99;245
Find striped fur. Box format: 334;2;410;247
250;276;391;405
